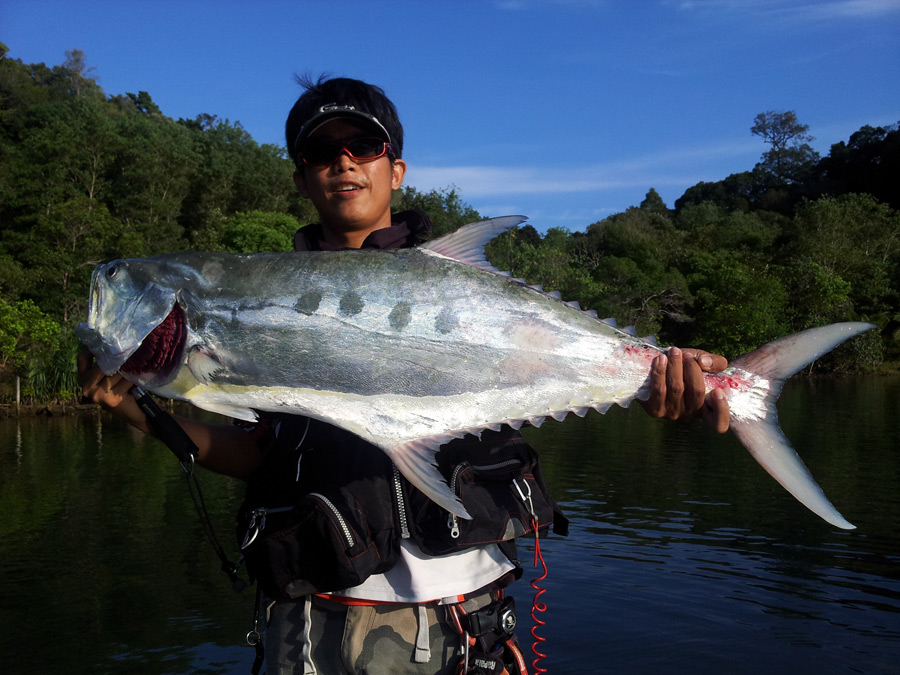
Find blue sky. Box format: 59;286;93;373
3;0;899;232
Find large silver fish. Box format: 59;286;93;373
76;216;872;530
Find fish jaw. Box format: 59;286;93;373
75;259;178;376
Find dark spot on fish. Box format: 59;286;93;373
189;310;206;333
295;290;323;315
339;291;364;316
435;307;458;334
389;301;411;331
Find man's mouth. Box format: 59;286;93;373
334;183;364;193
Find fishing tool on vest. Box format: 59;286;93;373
130;385;246;591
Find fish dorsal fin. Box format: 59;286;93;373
420;216;528;272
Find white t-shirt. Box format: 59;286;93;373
330;540;515;603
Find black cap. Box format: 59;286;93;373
293;103;393;155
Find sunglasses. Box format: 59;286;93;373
301;137;394;167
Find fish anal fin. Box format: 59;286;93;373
390;437;472;520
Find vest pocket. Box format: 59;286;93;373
409;432;559;556
241;491;385;599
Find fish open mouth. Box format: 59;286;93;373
120;306;186;379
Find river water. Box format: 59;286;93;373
1;377;898;674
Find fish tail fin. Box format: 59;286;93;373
728;322;875;530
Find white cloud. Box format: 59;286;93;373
674;0;900;22
405;138;760;199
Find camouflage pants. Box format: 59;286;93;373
264;593;496;675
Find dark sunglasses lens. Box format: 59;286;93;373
302;138;387;166
302;143;340;166
346;138;385;159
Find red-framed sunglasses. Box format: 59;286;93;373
301;137;395;167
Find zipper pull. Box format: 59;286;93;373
447;513;460;539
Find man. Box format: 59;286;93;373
78;76;729;674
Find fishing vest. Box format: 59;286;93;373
236;414;567;600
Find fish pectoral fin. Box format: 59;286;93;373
187;345;224;384
390;437;472;520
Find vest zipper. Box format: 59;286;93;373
392;465;410;539
446;458;525;538
308;492;355;549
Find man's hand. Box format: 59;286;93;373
640;347;730;433
77;345;264;478
77;346;150;432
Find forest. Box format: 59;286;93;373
1;46;899;403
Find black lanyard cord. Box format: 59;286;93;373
130;385;246;591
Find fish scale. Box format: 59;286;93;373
76;216;873;530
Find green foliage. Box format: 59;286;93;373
0;299;61;375
393;185;481;238
687;255;790;357
221;211;299;252
789;194;900;316
815;124;900;210
639;187;668;214
581;208;690;335
1;50;898;400
751;110;820;183
23;336;82;403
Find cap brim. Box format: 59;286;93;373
295;107;392;153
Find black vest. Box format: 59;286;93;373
236;211;566;599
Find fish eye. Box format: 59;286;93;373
105;265;119;280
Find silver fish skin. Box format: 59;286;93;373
75;216;873;530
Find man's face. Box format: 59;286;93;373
293;119;406;243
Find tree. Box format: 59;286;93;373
221;211;299;252
0;299;61;374
639;188;668;214
60;48;100;97
751;110;819;183
812;123;900;210
790;194;900;318
581;209;690;336
686;254;790;356
393;186;481;238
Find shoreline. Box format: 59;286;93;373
0;401;190;419
0;403;98;418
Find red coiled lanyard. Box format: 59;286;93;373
514;479;549;674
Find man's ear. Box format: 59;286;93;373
293;170;309;198
391;159;407;190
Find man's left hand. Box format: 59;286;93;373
640;347;730;433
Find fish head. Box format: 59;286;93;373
75;258;187;387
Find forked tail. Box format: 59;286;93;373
728;322;875;530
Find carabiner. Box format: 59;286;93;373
512;478;535;519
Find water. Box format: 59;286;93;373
1;377;898;674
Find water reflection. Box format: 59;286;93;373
0;377;898;674
521;376;900;674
